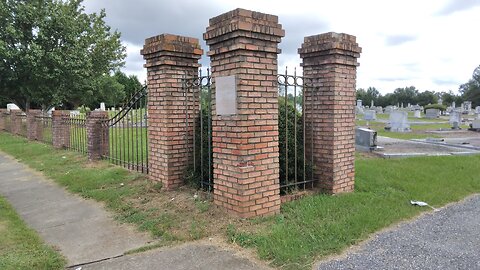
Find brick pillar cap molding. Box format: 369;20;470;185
51;110;69;116
204;8;285;54
140;33;203;68
298;32;362;66
88;110;108;118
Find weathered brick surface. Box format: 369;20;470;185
52;111;70;149
204;8;284;218
27;110;41;140
86;111;109;161
299;32;361;194
0;109;6;131
141;34;203;190
9;110;21;135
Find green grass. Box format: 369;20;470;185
0;196;66;270
227;155;480;269
2;132;480;269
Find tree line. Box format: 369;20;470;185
357;65;480;108
0;0;137;111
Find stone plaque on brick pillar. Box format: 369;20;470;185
204;8;284;218
141;34;203;190
299;32;361;194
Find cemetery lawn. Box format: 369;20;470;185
0;196;66;270
1;132;480;269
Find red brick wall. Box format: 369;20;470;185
27;110;41;140
141;34;203;190
86;111;109;161
204;8;284;218
299;33;361;194
9;110;20;135
52;110;70;149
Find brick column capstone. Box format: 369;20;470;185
141;34;203;190
86;111;109;161
27;110;41;140
299;32;361;194
204;8;284;218
52;110;70;149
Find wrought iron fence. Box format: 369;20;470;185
102;86;149;174
278;67;315;193
182;70;213;191
35;115;53;144
65;114;87;154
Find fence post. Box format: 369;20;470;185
52;110;70;149
0;109;5;131
204;8;284;218
86;111;109;161
27;110;41;140
299;32;361;194
10;110;20;135
141;34;203;190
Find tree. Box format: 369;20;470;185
391;86;419;106
113;71;142;98
416;90;438;106
460;65;480;107
0;0;125;111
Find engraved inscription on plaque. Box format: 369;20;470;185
215;75;237;115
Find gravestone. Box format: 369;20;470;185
364;110;376;121
355;106;364;115
355;127;377;149
452;101;456;108
356;100;363;107
389;111;410;132
70;110;80;117
375;106;383;114
100;102;106;111
472;119;480;129
370;100;374;108
385;106;394;114
476;106;480;114
425;108;439;119
413;110;421;118
6;103;20;111
449;111;462;130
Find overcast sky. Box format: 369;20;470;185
83;0;480;94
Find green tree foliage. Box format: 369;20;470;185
356;87;380;107
0;0;126;111
459;65;480;107
113;70;143;98
416;90;438;106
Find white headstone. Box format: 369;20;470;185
389;111;410;132
472;119;480;129
364;110;376;121
6;103;20;111
413;110;421;118
370;100;374;108
375;106;383;114
100;102;106;111
70;110;80;117
425;108;439;119
452;101;456;108
385;106;394;114
449;111;462;129
357;100;363;107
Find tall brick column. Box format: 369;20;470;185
0;109;6;131
52;110;70;149
141;34;203;190
10;110;20;134
86;111;109;161
27;110;41;140
299;33;361;194
204;9;284;218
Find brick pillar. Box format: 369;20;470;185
52;110;70;149
10;110;20;134
299;32;361;194
27;110;41;140
0;109;5;131
86;111;109;161
204;8;284;218
141;34;203;190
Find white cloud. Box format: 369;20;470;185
84;0;480;94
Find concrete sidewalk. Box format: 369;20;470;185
316;195;480;270
0;152;269;269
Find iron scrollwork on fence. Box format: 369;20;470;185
102;86;149;174
182;69;213;191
